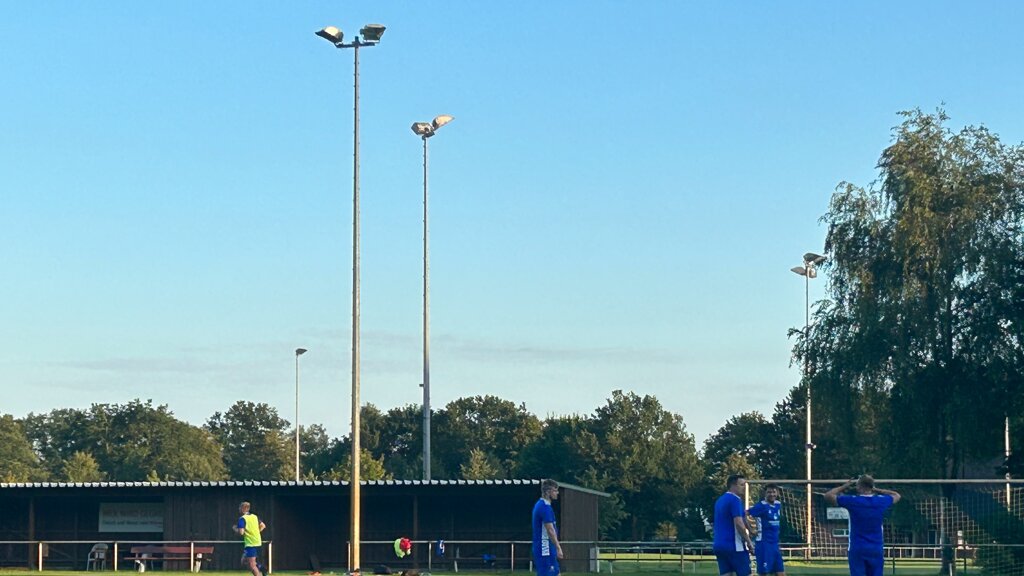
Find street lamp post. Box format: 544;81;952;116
316;23;386;573
791;251;826;559
295;348;308;481
411;115;454;481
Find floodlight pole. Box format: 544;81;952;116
803;266;812;561
1007;416;1012;509
792;253;824;560
411;115;453;482
421;134;432;481
317;25;384;573
295;348;308;481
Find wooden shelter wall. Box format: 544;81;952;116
0;483;599;571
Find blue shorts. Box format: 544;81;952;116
243;547;259;559
848;549;884;576
535;554;559;576
754;543;784;574
714;550;751;576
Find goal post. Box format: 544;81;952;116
745;478;1024;574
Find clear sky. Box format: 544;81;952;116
2;2;1023;450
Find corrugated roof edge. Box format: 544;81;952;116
0;478;607;495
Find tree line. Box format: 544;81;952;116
1;109;1021;544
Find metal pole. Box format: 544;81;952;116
350;40;362;573
422;135;432;481
805;271;813;560
1007;416;1012;509
295;352;301;481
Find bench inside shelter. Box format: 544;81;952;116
124;545;214;572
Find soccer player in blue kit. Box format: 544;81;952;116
825;475;901;576
746;484;784;576
714;474;755;576
532;479;564;576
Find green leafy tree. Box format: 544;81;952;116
299;423;334;479
799;109;1024;481
518;415;625;538
206;401;290;480
0;415;47;482
96;400;227;481
433;395;542;478
61;451;105;482
590;390;703;540
517;415;602;480
327;448;392;481
24;402;226;481
374;404;424;479
326;404;424;480
703;412;776;476
21;408;93;477
460;448;500;479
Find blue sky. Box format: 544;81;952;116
2;2;1023;450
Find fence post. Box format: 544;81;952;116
37;542;43;572
114;542;119;572
510;542;515;572
268;541;273;574
190;542;195;573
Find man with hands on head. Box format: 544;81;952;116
714;474;755;576
825;475;900;576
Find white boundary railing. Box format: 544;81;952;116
0;540;272;573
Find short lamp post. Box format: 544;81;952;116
315;22;386;574
411;114;454;481
294;347;308;482
791;251;826;559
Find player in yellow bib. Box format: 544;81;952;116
235;502;267;576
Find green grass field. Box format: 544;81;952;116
595;555;978;575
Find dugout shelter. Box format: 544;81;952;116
0;479;604;572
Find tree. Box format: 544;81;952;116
799;109;1024;480
590;391;704;540
327;448;392;481
703;412;775;476
517;415;602;480
433;396;542;478
326;404;423;480
299;423;334;479
61;451;106;482
460;448;499;480
95;400;227;481
0;415;47;482
21;408;94;477
206;401;290;480
518;414;625;538
23;402;226;481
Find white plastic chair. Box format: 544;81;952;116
86;543;108;571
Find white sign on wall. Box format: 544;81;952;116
98;503;164;533
826;507;850;520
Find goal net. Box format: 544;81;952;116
745;479;1024;575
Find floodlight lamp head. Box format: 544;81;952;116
360;24;386;43
791;266;807;276
316;26;344;44
296;348;308;356
804;252;826;266
412;122;433;136
432;115;454;130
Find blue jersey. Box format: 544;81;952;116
713;492;746;552
747;500;781;546
837;494;894;553
532;498;557;559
